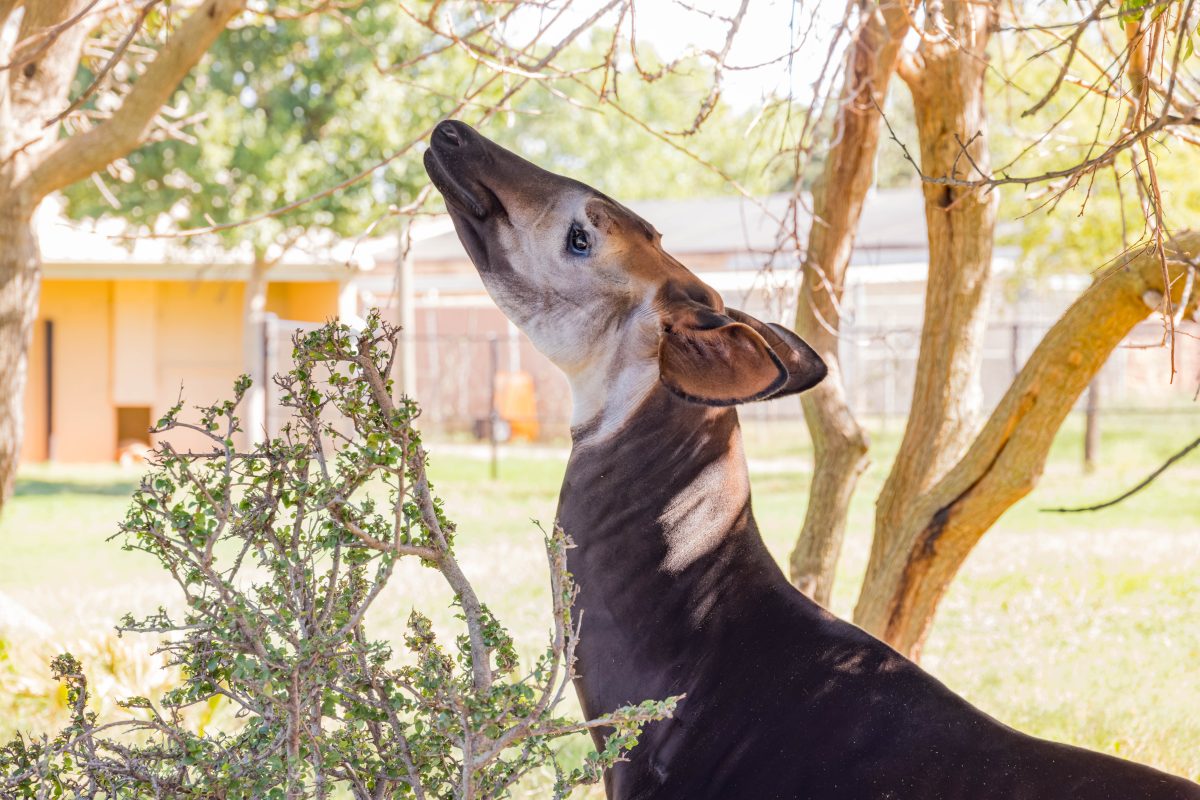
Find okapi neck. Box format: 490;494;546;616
558;387;783;627
557;388;791;722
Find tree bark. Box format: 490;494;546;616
1083;379;1100;473
0;0;93;505
856;0;997;650
855;235;1200;657
788;0;909;606
0;202;40;502
872;1;998;539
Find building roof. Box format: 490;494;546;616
35;198;391;283
411;187;929;265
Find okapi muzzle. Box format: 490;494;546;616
423;121;1200;800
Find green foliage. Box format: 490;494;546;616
1005;137;1200;280
62;10;786;260
987;7;1200;281
0;313;675;798
63;5;479;256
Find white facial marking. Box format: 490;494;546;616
567;296;659;443
467;187;670;444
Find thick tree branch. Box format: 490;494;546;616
3;0;99;73
896;49;922;88
19;0;246;201
788;0;910;605
854;232;1200;657
864;0;998;639
4;0;92;180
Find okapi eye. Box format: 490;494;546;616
567;224;591;255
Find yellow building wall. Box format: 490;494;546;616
112;282;158;407
266;281;341;321
27;281;116;462
153;281;248;455
20;277;342;463
19;320;48;463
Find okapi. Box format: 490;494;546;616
423;120;1200;800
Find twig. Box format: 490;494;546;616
1041;435;1200;512
44;0;166;128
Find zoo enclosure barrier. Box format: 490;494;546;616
263;316;1200;446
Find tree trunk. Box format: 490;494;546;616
0;201;40;504
243;257;270;446
0;0;93;510
856;236;1200;657
0;0;248;521
855;0;998;653
788;1;909;606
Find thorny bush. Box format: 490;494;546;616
0;312;675;799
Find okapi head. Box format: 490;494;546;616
424;120;827;434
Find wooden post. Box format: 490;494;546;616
488;334;500;480
393;225;418;401
262;313;279;440
44;319;54;461
1084;378;1100;474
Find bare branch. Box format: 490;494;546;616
1021;0;1111;118
1042;435;1200;513
43;0;166;128
20;0;247;201
0;0;104;73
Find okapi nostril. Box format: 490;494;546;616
438;122;463;147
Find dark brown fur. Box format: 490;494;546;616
559;387;1198;800
425;120;1200;800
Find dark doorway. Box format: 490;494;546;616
115;406;152;463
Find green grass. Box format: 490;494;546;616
1;411;1198;795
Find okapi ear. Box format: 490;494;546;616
724;307;828;398
658;305;789;406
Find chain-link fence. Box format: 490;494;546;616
836;320;1195;419
266;316;1196;444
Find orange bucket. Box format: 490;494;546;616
494;371;539;441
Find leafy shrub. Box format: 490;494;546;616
0;313;674;799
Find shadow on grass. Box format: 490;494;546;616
14;477;138;498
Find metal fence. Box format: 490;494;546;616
264;317;1196;443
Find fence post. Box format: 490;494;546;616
393;225;418;400
262;313;279;440
488;334;500;480
1084;378;1100;473
1010;323;1020;378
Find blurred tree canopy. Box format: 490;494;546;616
984;35;1200;281
63;6;473;256
62;16;785;257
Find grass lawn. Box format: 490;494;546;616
1;410;1197;796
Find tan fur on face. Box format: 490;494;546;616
471;192;683;438
439;137;814;440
